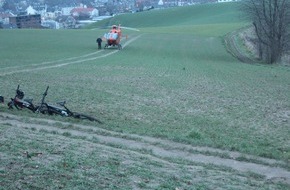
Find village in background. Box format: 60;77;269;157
0;0;238;29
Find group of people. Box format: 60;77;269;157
96;25;121;49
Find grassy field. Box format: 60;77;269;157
1;2;290;189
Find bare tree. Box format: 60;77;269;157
240;0;290;64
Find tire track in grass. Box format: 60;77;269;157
1;112;289;186
0;35;142;77
1;51;102;71
224;28;256;64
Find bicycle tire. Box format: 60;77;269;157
72;112;103;124
7;101;13;109
36;104;49;114
7;101;19;110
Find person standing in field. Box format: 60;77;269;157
96;37;102;49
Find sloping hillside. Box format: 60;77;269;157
89;2;244;29
1;2;290;189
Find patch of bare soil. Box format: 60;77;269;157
0;112;289;186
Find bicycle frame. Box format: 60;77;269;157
8;85;36;112
36;86;102;123
37;86;70;116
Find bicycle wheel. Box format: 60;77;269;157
72;112;103;124
36;104;49;114
7;101;13;109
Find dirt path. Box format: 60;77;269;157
224;28;257;64
1;112;289;185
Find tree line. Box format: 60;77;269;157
241;0;290;64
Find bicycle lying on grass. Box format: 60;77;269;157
7;85;102;124
8;85;37;112
36;86;103;123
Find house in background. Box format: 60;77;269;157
9;14;41;29
218;0;240;2
61;7;75;16
26;5;37;15
70;7;99;20
55;15;77;29
41;19;60;29
0;11;17;29
0;12;15;24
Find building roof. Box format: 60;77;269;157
0;12;15;19
70;8;95;14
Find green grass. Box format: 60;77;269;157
0;29;101;66
0;2;290;189
1;29;289;160
0;2;289;160
90;2;245;28
1;124;289;190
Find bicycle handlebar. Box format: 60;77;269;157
40;86;49;103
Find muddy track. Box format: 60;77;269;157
0;112;289;185
224;28;257;64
